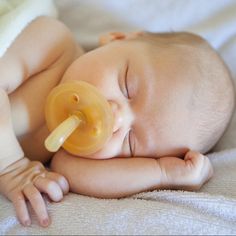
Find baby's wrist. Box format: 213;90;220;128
0;145;25;173
0;156;28;176
0;126;25;172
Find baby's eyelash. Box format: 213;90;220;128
124;62;130;99
128;130;133;156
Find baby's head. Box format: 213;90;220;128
61;31;235;158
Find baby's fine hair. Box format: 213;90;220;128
137;32;235;153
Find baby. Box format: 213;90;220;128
0;16;235;228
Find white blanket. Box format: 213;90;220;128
0;0;57;57
1;0;236;235
1;149;236;235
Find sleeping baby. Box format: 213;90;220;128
0;16;235;227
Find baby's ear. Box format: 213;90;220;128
99;31;144;46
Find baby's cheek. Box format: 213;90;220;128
88;136;123;159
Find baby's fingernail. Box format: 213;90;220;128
42;218;50;227
24;220;31;226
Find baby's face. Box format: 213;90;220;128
61;39;194;158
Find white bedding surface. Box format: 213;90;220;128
1;149;236;235
1;0;236;234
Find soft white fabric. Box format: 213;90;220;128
1;0;236;235
0;0;57;57
1;149;236;235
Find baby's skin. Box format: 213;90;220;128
0;17;214;227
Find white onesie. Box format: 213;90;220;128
0;0;57;57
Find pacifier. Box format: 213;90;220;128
44;81;114;156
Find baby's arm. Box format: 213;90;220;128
0;89;24;170
0;16;81;227
0;16;81;93
0;92;69;227
51;150;213;198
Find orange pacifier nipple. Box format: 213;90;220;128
44;81;114;156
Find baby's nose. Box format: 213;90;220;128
109;101;123;133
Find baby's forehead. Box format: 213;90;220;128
139;33;209;65
130;38;198;109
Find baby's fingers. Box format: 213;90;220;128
11;192;31;227
34;176;63;202
23;184;50;227
46;172;69;195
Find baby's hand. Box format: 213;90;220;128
0;157;69;227
182;151;214;190
159;150;213;190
